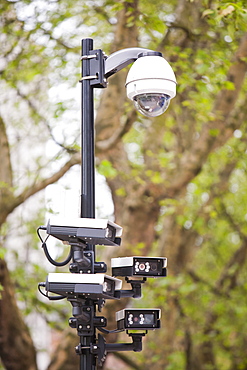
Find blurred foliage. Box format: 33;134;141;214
0;0;247;369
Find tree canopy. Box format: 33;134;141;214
0;1;247;369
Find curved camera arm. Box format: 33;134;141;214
104;47;160;79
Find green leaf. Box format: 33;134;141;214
202;9;215;17
97;160;117;178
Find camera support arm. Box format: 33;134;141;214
104;48;160;78
81;44;161;88
116;277;147;299
88;333;146;366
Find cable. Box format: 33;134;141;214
38;283;65;301
37;227;73;267
97;327;123;334
42;241;73;267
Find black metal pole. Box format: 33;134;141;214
81;337;95;369
81;38;95;220
80;38;96;370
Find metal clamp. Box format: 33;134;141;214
81;54;97;60
79;75;98;82
80;49;107;88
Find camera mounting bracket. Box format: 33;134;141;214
68;298;107;337
80;49;107;88
69;247;107;274
93;333;146;366
115;277;147;299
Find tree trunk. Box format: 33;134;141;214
0;259;38;370
47;330;79;370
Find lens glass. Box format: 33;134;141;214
139;263;146;271
134;94;170;117
150;263;158;271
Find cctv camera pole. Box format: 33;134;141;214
77;39;176;369
81;38;95;221
80;38;96;370
38;39;176;369
79;38;108;370
79;40;156;369
80;44;100;369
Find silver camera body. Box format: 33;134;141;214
45;217;122;246
46;273;122;300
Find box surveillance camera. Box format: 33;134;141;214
45;217;122;247
46;273;122;300
116;308;161;330
111;256;167;278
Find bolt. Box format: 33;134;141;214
87;307;91;311
78;325;83;329
88;270;91;273
87;325;91;329
93;345;97;350
87;253;91;257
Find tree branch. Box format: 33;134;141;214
96;109;137;152
15;88;78;155
216;238;247;292
16;153;81;206
187;269;230;298
0;153;80;227
165;33;247;198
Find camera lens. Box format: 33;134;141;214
134;93;170;117
139;263;146;271
150;263;157;271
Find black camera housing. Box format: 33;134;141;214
111;256;167;278
116;308;161;330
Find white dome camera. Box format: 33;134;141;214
125;52;176;117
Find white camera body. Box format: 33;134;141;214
126;54;176;117
126;55;176;99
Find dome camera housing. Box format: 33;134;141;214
126;53;176;117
